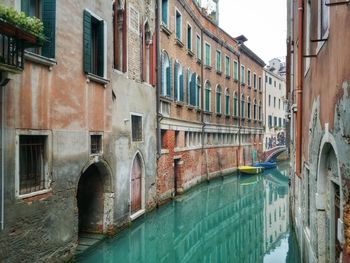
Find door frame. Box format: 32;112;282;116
130;151;146;221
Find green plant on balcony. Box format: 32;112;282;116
0;4;44;41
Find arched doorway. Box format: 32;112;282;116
77;161;113;235
130;153;145;218
317;139;343;263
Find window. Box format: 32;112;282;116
268;95;271;106
247;97;251;119
187;24;192;51
161;0;168;26
319;0;329;39
175;10;182;40
161;52;172;97
21;0;56;58
274;116;277;126
253;74;257;89
233;92;238;116
131;115;142;141
258;77;262;91
188;71;197;106
240;65;245;84
259;101;262;120
225;56;230;77
196;76;201;107
142;21;155;84
233;61;238;81
205;81;211;112
216;85;222;114
113;1;127;72
265;75;268;83
274;80;276;87
205;43;211;67
253;99;257;120
274;97;276;108
90;134;102;154
216;50;222;72
225;89;230;115
279;99;281;109
278;117;282;127
269;77;272;85
305;0;311;72
83;10;106;78
247;70;251;87
196;35;201;60
268;115;272;128
279;83;281;90
19;135;47;195
241;95;245;118
174;61;184;102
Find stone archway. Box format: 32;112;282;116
76;160;114;235
316;134;343;263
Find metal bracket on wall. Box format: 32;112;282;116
325;0;350;6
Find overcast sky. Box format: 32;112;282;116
219;0;287;64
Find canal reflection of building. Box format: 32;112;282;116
263;167;290;257
96;176;266;263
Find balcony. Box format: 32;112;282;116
0;19;42;73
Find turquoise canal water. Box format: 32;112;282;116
78;162;301;263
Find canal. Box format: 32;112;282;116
77;161;300;263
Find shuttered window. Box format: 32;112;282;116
233;61;238;81
233;93;238;116
174;61;184;102
175;11;182;40
216;86;222;114
21;0;56;58
83;10;105;77
205;43;211;66
205;82;211;112
225;91;230;115
162;0;168;26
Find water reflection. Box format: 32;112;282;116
78;162;300;263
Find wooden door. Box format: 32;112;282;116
131;156;142;214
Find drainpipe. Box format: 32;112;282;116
236;48;241;168
155;0;161;157
295;0;303;177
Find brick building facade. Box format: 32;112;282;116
287;0;350;262
157;0;265;202
0;0;157;261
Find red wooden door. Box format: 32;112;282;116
131;156;142;214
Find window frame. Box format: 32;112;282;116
225;55;230;78
247;69;251;87
204;42;211;67
186;22;192;51
175;8;182;41
240;65;245;85
196;34;201;61
131;113;143;142
216;85;222;114
215;50;222;72
233;60;238;81
90;132;103;155
15;130;52;199
161;0;169;27
317;0;329;53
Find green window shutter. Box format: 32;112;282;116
161;54;164;95
174;62;178;100
21;0;30;14
97;20;104;77
226;96;229;115
41;0;56;58
205;89;210;111
187;70;191;103
234;97;237;116
83;10;92;74
168;59;172;97
180;74;184;102
162;0;168;25
190;74;196;106
216;93;221;113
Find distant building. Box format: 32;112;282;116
263;59;287;151
287;0;350;262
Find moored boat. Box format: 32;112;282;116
238;166;264;174
252;162;277;169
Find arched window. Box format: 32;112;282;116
253;99;257;120
113;0;127;72
174;60;184;102
188;70;197;106
225;88;230;115
196;75;201;108
161;51;171;97
205;81;211;112
216;85;222;114
142;21;155;84
247;97;251;119
241;94;245;118
233;92;238;117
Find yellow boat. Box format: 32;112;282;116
238;166;264;174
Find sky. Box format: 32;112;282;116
218;0;287;64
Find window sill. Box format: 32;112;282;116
161;149;169;155
161;24;172;36
216;70;222;75
233;79;238;83
187;49;194;57
196;59;201;65
225;114;231;118
18;188;51;200
86;73;109;86
254;88;257;92
233;115;239;119
160;96;173;103
175;101;184;107
24;51;57;70
204;65;212;70
203;111;212;115
187;105;194;110
248;85;252;89
241;83;246;86
175;38;184;48
225;75;231;79
216;113;222;117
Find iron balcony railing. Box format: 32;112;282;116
0;33;25;71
